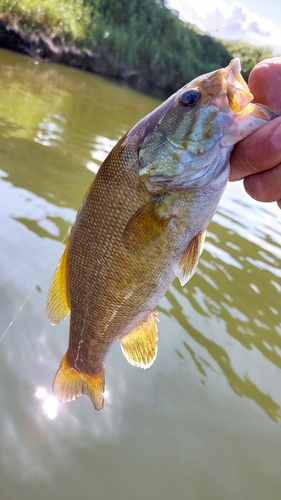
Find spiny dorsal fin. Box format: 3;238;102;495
174;230;206;286
46;240;70;325
53;352;105;411
122;200;169;250
120;310;159;369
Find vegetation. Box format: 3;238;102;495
93;0;233;91
0;0;95;41
0;0;274;93
221;39;273;80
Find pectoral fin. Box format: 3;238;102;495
174;230;206;286
122;199;169;250
53;352;105;411
120;310;159;368
46;240;70;325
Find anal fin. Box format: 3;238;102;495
53;352;105;411
174;230;206;286
120;310;159;369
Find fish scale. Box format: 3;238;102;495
46;58;276;410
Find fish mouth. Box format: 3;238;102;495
225;58;252;113
224;58;277;121
224;57;250;113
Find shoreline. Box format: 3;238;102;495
0;14;152;91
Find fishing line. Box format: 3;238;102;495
0;230;70;344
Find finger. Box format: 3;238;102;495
248;57;281;112
243;163;281;203
229;117;281;182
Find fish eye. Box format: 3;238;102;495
179;89;201;107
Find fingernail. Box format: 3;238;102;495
271;123;281;150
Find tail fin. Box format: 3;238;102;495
53;353;105;411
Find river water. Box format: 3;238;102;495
1;47;281;500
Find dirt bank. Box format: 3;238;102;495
0;14;145;88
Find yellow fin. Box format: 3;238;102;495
46;240;70;325
123;200;169;250
174;230;206;286
53;352;105;411
120;310;159;369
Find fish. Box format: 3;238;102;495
46;58;276;410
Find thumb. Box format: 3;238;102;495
248;57;281;114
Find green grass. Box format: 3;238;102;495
0;0;96;42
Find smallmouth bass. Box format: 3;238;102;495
47;58;276;410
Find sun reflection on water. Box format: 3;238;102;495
103;390;110;402
34;387;111;418
35;387;59;420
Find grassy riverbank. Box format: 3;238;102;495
0;0;273;93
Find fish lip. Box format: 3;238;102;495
228;58;248;92
226;58;278;121
224;57;254;113
240;102;278;121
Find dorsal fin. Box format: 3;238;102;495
46;240;71;325
120;310;159;368
174;230;206;286
46;184;91;325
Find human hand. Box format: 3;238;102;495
229;57;281;208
